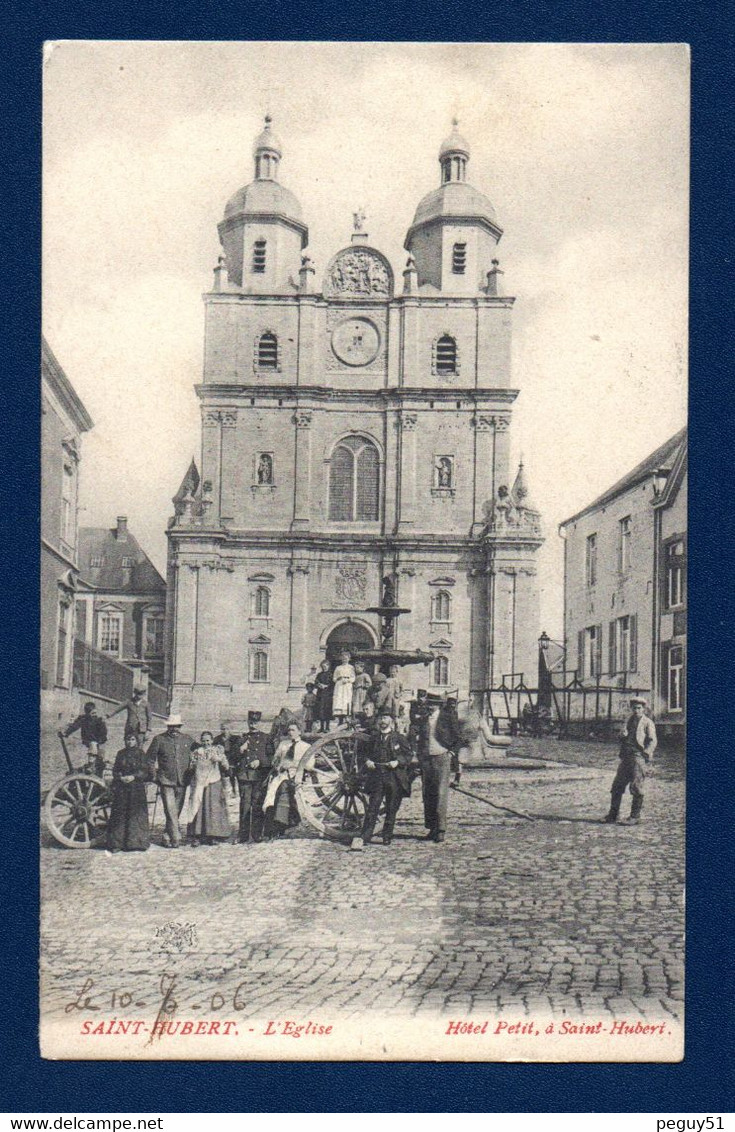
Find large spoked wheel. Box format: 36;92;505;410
44;773;111;848
295;725;378;842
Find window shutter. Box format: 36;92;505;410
595;624;602;677
577;629;585;676
630;614;638;672
608;620;616;675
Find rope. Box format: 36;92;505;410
450;781;536;821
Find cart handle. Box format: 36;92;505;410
57;730;75;774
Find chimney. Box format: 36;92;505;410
116;516;128;541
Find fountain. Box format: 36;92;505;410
353;574;435;674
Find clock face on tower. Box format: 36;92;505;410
330;317;381;367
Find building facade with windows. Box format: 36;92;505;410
76;517;167;685
41;338;94;723
166;118;543;719
559;427;687;740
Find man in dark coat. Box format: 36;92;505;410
62;702;108;775
419;695;460;843
108;687;151;744
232;711;272;842
437;696;463;783
146;714;195;848
353;710;412;848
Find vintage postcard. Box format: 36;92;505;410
41;41;688;1061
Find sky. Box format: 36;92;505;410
43;41;688;637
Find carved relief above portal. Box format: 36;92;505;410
323;247;393;300
334;561;368;607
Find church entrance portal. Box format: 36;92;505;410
325;621;375;666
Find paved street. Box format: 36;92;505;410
41;736;684;1053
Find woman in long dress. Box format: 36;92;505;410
383;665;403;719
107;732;151;852
332;650;356;724
315;660;333;732
262;722;310;838
180;731;231;846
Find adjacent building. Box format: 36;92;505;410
76;517;168;685
559;427;687;741
41;338;93;724
166;117;544;719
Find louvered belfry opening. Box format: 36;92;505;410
328;436;379;521
452;242;467;274
252;239;267;273
258;332;278;369
436;334;457;374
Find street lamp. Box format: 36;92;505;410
652;468;670;497
538;630;551;652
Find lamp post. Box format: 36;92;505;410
538;631;552;710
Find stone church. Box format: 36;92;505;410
166;117;543;719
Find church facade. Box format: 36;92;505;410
166;117;543;720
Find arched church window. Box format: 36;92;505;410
254;586;270;617
452;243;467;274
251;649;269;682
252;239;267;274
328;436;379;522
433;590;451;622
257;332;278;369
433;655;449;686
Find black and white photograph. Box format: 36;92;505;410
40;41;688;1060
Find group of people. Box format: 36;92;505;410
60;677;658;854
103;710;313;852
349;690;463;849
61;667;466;852
305;651;406;732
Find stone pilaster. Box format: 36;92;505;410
471;414;495;535
493;413;512;493
287;559;311;688
173;558;199;685
397;411;418;530
291;410;312;529
201;410;222;527
219;409;238;523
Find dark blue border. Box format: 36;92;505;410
5;0;734;1113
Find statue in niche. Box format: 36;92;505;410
436;457;453;488
257;453;274;485
381;575;397;607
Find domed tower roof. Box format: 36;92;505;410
223;180;305;225
252;114;282;158
439;118;471;160
409;182;498;229
219;115;307;247
404;120;502;249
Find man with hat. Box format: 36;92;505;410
108;687;151;745
417;693;462;843
604;697;657;824
146;714;195;847
352;709;412;848
233;711;272;842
